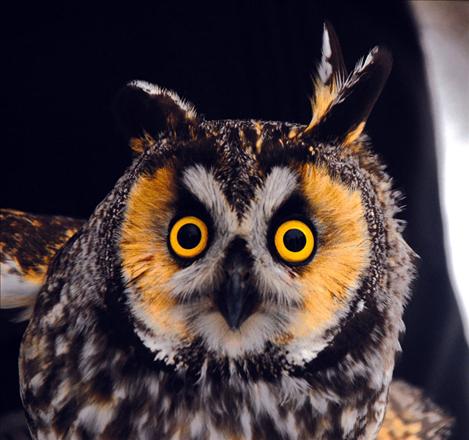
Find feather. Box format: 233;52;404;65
305;23;392;144
379;381;453;439
307;22;346;131
0;209;83;321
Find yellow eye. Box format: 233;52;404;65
169;216;208;259
274;219;315;264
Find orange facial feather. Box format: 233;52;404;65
288;164;370;337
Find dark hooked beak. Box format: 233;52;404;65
215;238;259;330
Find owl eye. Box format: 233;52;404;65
169;216;209;259
273;219;315;264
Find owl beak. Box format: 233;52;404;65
217;270;258;330
215;238;259;330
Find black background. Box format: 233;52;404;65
1;2;468;438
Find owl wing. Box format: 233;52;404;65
378;380;453;440
0;208;84;320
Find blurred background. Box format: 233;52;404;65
1;1;468;438
411;1;469;342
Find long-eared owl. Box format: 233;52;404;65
0;23;452;439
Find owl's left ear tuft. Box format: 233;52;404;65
303;23;392;146
113;80;198;153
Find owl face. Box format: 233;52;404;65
119;119;371;361
113;26;398;368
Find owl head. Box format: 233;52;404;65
104;24;412;382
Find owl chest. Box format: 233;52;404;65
22;352;382;440
20;308;383;439
35;372;378;440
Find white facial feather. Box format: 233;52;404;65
133;165;307;358
128;165;367;362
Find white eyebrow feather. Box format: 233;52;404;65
256;166;299;219
244;166;302;306
181;164;239;233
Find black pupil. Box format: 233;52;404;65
283;228;306;252
177;223;202;249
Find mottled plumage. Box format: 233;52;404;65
0;209;83;320
1;23;452;439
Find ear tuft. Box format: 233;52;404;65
113;81;198;153
307;22;347;131
304;24;392;145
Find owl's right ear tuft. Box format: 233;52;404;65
302;23;392;146
113;81;198;153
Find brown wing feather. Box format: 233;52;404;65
0;208;84;319
378;380;453;440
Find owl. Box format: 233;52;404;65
0;24;452;439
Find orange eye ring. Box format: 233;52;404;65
274;219;315;264
169;216;208;259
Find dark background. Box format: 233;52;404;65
1;2;468;438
